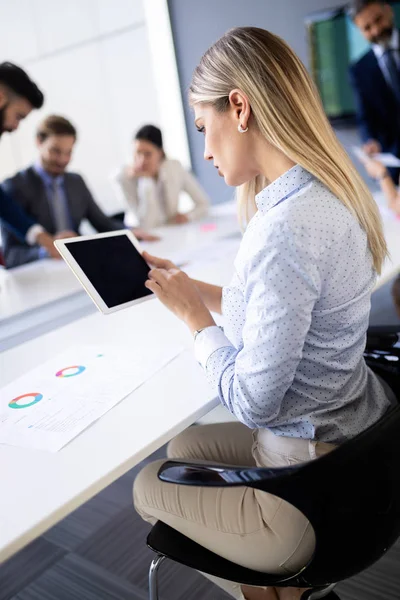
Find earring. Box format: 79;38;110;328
238;123;248;133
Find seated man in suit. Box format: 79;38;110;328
1;115;158;268
349;0;400;182
0;62;59;258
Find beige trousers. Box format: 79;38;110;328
133;422;335;598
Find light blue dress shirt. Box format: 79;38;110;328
194;165;390;444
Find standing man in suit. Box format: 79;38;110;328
0;62;60;258
349;0;400;182
1;115;158;268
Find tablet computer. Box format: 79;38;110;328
54;230;153;314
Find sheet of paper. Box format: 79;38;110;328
352;146;400;167
374;153;400;167
0;343;183;452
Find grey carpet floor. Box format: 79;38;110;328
0;447;234;600
1;441;399;600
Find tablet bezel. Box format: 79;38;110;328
54;229;154;315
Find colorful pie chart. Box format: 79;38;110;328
9;392;43;409
56;365;86;378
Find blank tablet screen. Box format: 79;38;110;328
65;234;152;308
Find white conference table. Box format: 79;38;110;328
0;196;399;565
0;300;227;564
0;204;241;564
0;261;93;352
0;203;240;350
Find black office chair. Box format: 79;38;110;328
146;327;400;600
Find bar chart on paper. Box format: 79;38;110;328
0;344;183;452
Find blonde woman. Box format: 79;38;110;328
133;27;392;600
111;124;210;229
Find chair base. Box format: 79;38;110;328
147;521;306;588
303;585;338;599
147;554;339;600
147;523;341;599
147;521;310;587
149;554;166;600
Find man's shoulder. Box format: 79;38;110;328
64;171;84;182
2;166;36;189
64;172;92;205
64;171;88;190
350;47;375;76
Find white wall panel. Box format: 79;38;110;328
100;27;160;166
25;45;120;212
97;0;145;35
0;0;39;62
100;27;161;211
0;135;20;181
33;0;97;55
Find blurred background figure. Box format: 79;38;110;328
0;61;60;260
349;0;400;182
112;124;209;229
1;115;157;268
0;61;42;138
391;273;400;318
358;154;400;214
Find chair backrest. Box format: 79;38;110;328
253;403;400;585
159;333;400;586
252;339;400;583
364;325;400;398
238;349;400;585
159;401;400;585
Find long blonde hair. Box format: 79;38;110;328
189;27;387;273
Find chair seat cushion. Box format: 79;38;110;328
147;521;310;588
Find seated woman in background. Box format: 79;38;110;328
111;124;210;229
360;156;400;216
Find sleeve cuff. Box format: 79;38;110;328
124;211;140;228
26;224;44;245
38;246;49;259
194;325;233;369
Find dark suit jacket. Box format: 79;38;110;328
1;166;123;268
349;43;400;155
0;185;36;241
